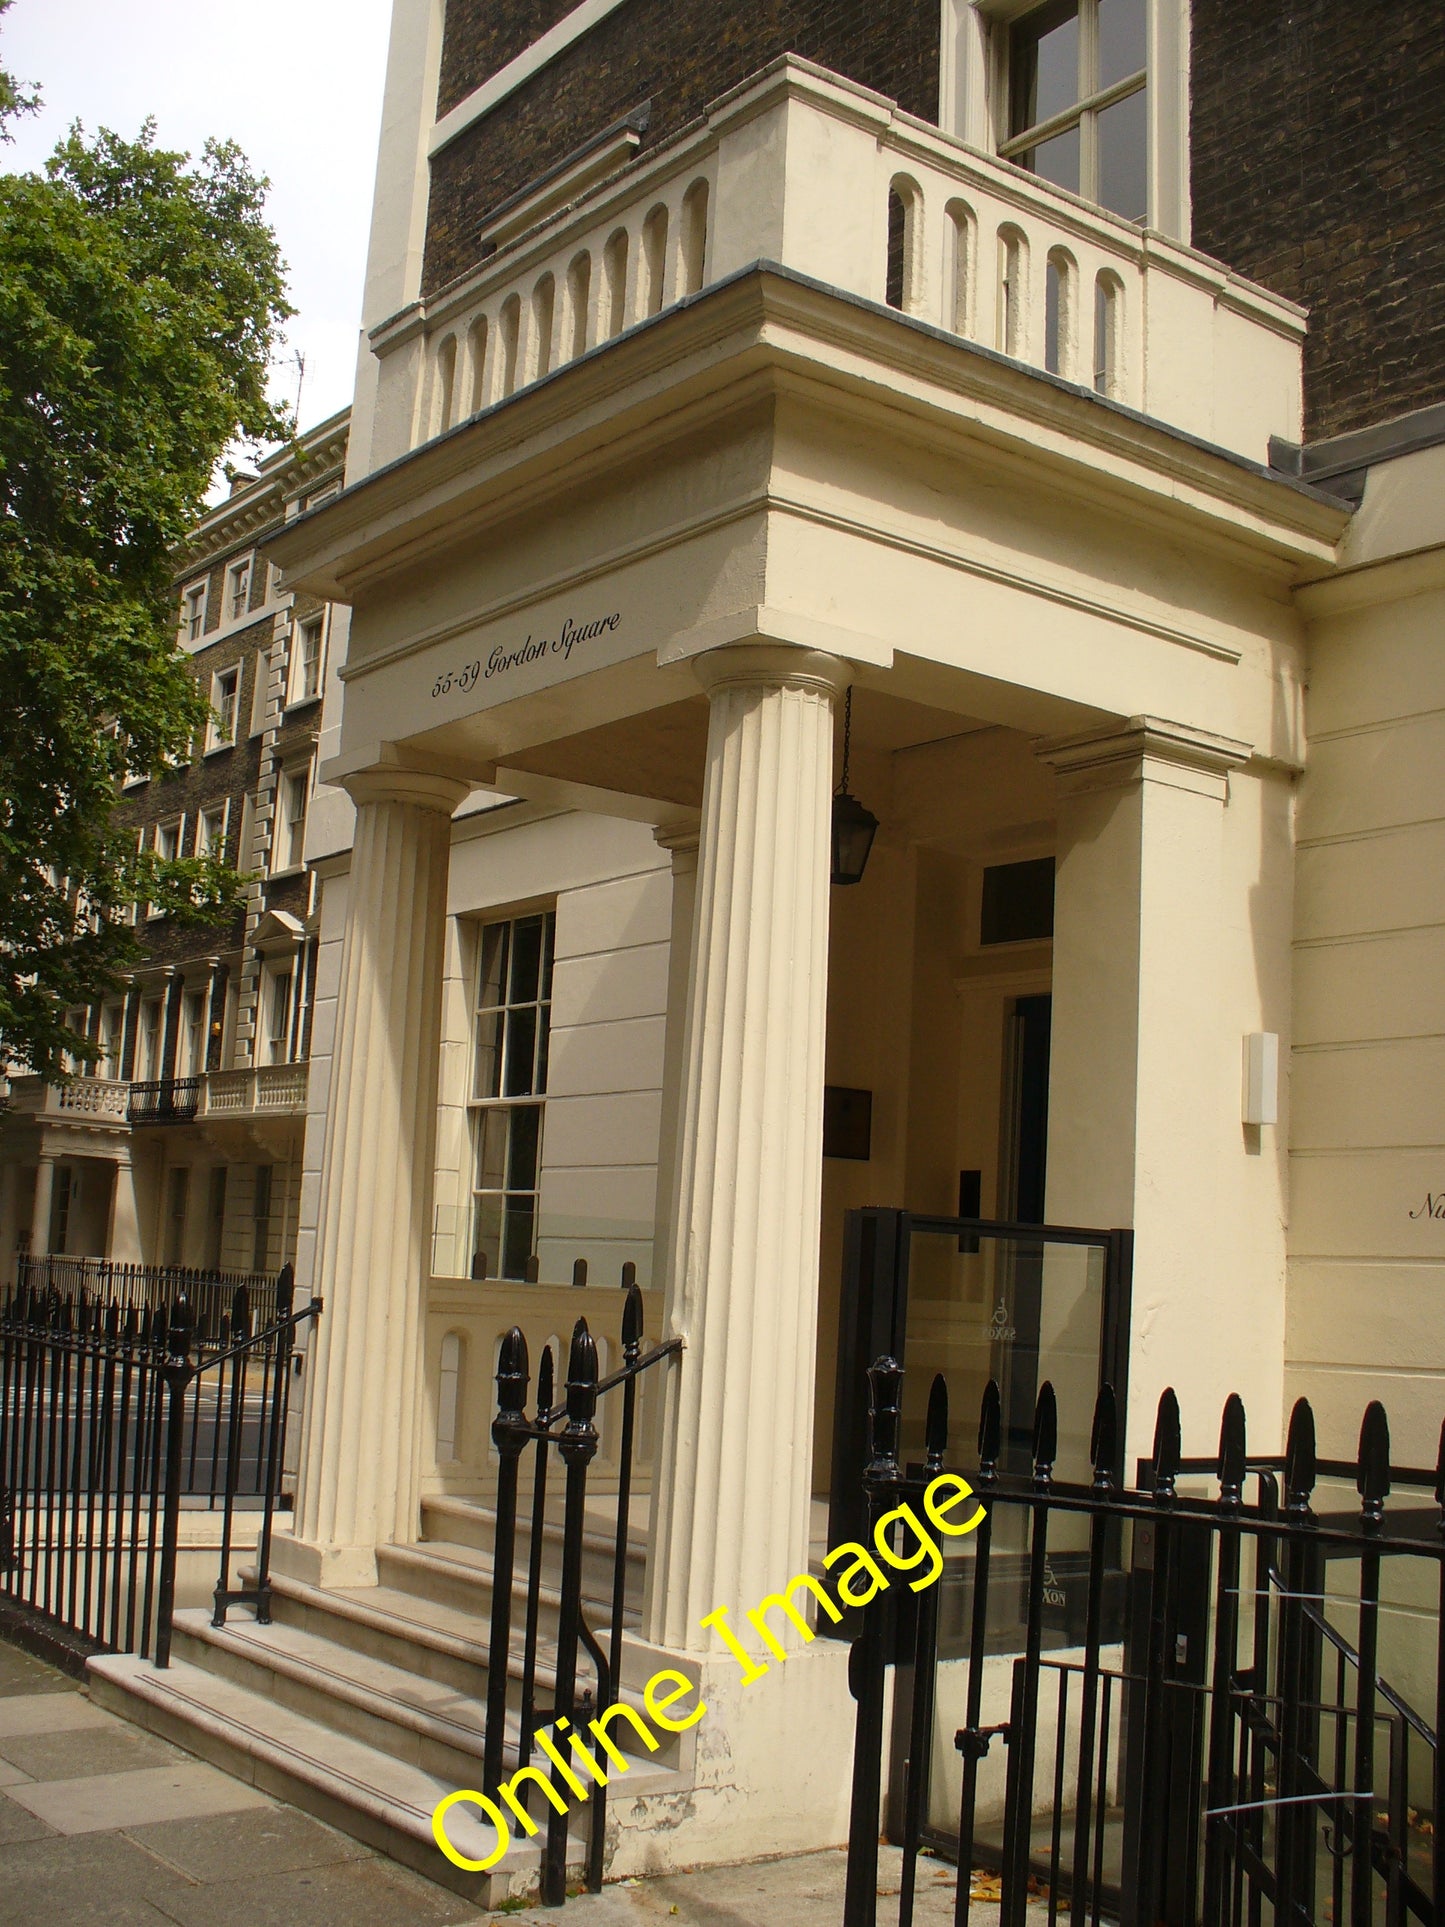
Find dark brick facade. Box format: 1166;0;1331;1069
1191;0;1445;442
425;0;939;295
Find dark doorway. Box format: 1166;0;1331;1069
1004;992;1051;1224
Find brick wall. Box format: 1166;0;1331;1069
426;0;939;294
1191;0;1445;443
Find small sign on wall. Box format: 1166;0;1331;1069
823;1086;872;1161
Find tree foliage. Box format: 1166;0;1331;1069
0;39;293;1081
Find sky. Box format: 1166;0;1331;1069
1;0;395;446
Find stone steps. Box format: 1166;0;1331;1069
89;1513;688;1903
87;1649;552;1907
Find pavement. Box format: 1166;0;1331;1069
0;1636;1019;1927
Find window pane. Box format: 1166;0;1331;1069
510;913;544;1004
1024;123;1081;197
477;1108;509;1191
1098;0;1148;90
472;1196;503;1280
501;1199;536;1282
474;1007;503;1098
504;1006;538;1096
540;913;555;1000
478;924;509;1011
536;1007;550;1094
1098;86;1148;222
1010;1;1080;136
507;1104;541;1191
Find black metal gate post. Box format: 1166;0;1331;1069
483;1328;531;1797
542;1320;600;1908
843;1355;904;1927
154;1297;195;1669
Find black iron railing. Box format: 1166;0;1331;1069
0;1267;320;1666
482;1280;681;1905
127;1077;202;1124
844;1360;1444;1927
14;1255;280;1347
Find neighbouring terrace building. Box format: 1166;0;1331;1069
90;0;1445;1893
0;413;348;1292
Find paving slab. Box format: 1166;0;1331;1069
122;1803;372;1883
0;1788;57;1847
0;1720;182;1782
0;1643;75;1700
0;1827;194;1926
6;1758;274;1834
0;1691;113;1737
149;1854;488;1927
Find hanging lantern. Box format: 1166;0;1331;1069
831;687;878;886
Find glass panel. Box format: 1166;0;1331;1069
507;1104;541;1191
471;1195;504;1280
502;1197;537;1281
536;1006;550;1094
509;913;544;1004
478;923;509;1012
540;914;555;1000
1024;123;1081;197
476;1108;509;1191
474;1006;502;1098
1010;1;1080;135
503;1006;538;1096
1097;85;1149;223
1098;0;1148;90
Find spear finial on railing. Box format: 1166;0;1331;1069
562;1319;599;1458
925;1373;949;1474
621;1277;644;1367
1151;1387;1182;1502
1217;1392;1247;1509
1090;1383;1118;1493
230;1284;250;1346
977;1378;1002;1483
168;1293;192;1362
275;1262;295;1322
1032;1381;1058;1487
1356;1400;1390;1529
1284;1397;1317;1517
536;1342;555;1425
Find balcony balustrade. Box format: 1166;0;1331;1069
6;1076;130;1124
6;1066;308;1131
373;58;1304;476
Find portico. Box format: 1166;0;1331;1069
267;217;1344;1630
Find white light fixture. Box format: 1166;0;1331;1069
1242;1032;1279;1127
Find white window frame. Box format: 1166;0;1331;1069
941;0;1189;240
226;555;253;624
197;800;229;862
180;579;209;645
260;959;299;1066
179;986;209;1078
270;759;313;876
97;1001;126;1080
136;996;165;1082
288;610;327;708
467;910;555;1284
207;664;241;752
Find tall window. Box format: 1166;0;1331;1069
197;803;227;860
273;764;310;872
181;581;207;642
180;988;207;1077
209;666;240;749
291;614;325;704
1002;0;1148;223
252;1164;272;1272
203;1166;227;1270
227;559;251;621
164;1166;189;1266
97;1002;125;1079
137;997;164;1081
262;964;294;1065
469;911;554;1282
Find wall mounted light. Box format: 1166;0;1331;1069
831;686;878;887
1242;1032;1279;1126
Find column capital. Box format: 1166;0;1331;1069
1035;716;1251;801
652;813;701;859
340;762;470;816
691;643;851;703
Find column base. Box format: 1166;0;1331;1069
268;1530;379;1591
607;1632;857;1875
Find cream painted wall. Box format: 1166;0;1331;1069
1289;448;1445;1463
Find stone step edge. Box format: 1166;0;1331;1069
171;1608;510;1765
382;1539;641;1630
87;1651;547;1878
176;1610;672;1776
423;1495;649;1563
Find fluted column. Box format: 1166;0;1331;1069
644;645;848;1652
280;762;468;1588
29;1153;56;1259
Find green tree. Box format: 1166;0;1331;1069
0;24;293;1082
